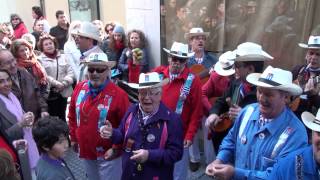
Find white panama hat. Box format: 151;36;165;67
73;21;102;42
246;65;302;96
128;72;169;89
298;36;320;49
234;42;273;61
163;42;194;59
214;51;236;76
301;108;320;132
184;27;210;40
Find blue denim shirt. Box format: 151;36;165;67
187;51;218;69
217;103;308;180
269;146;320;180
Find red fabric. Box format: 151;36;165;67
17;56;47;85
128;59;140;83
202;71;231;115
68;81;130;159
153;66;203;141
13;23;28;39
0;136;17;162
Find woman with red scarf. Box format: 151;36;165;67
103;25;126;66
38;35;74;121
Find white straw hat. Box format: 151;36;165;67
184;27;209;40
163;42;194;59
73;21;101;42
246;65;302;96
214;51;236;76
128;72;169;89
234;42;273;61
301;108;320;132
298;36;320;49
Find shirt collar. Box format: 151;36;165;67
82;46;99;57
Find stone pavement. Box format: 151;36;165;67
64;148;213;180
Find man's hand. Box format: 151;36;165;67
41;111;49;118
211;164;235;180
130;149;149;163
104;148;119;161
99;120;113;139
205;114;221;129
206;160;234;180
70;141;79;153
183;140;192;148
228;104;241;120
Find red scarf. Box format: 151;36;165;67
17;55;47;85
115;41;124;52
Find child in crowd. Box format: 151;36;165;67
32;116;75;180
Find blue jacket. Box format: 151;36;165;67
187;51;217;69
217;103;308;180
111;102;183;180
269;146;319;180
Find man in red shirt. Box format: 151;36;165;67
153;42;203;180
68;53;129;180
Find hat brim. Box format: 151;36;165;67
298;43;320;49
235;54;273;61
301;111;320;132
214;62;235;76
163;48;194;59
246;73;302;96
82;61;116;68
74;31;102;42
128;78;169;89
185;32;210;40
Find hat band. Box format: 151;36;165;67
313;118;320;125
258;78;281;86
139;81;160;87
308;44;320;47
222;65;234;70
170;51;188;56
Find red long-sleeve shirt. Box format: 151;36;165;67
68;81;129;159
153;66;203;141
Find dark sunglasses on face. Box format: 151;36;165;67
170;56;187;63
87;67;107;73
234;62;245;68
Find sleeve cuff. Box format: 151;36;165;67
234;168;249;179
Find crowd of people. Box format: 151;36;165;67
0;3;320;180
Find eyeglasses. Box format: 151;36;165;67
138;90;161;97
87;67;108;73
170;56;187;63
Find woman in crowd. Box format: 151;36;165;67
104;22;115;40
38;35;74;121
0;69;39;175
31;6;50;33
31;19;45;51
64;20;81;81
118;29;149;82
104;25;126;65
10;14;28;39
10;39;48;95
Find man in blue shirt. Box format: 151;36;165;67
269;108;320;180
206;66;308;179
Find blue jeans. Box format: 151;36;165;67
189;117;216;164
82;157;122;180
174;147;189;180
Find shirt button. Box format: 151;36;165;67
259;133;265;139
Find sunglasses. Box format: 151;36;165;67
170;56;187;63
87;67;107;73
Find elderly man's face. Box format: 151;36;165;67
256;87;287;119
312;131;320;164
190;35;206;52
87;64;109;88
138;87;162;113
0;51;17;75
305;49;320;69
168;56;187;74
